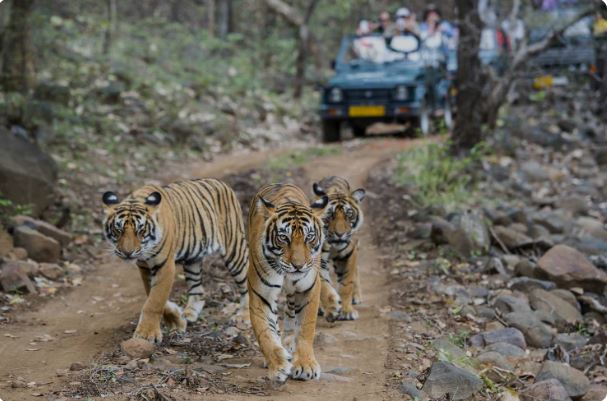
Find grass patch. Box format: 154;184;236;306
393;142;487;211
267;146;341;172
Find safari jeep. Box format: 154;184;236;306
319;33;453;142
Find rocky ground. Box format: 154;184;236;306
368;86;607;400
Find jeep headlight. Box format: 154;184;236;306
394;85;408;101
329;87;343;103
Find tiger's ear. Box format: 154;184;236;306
258;197;275;214
310;195;328;216
312;182;326;197
144;191;162;207
102;191;120;207
351;188;366;202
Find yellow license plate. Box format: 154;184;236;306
349;105;385;117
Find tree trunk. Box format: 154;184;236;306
207;0;216;36
294;26;308;99
1;0;35;94
102;0;117;55
217;0;231;38
452;0;484;153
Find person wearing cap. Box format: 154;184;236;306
395;7;420;36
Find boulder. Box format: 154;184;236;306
1;259;38;277
580;385;607;401
422;361;483;400
503;311;555;348
10;215;71;246
532;210;566;234
13;225;61;263
469;328;527;349
554;333;589;351
521;379;572;401
493;225;533;249
576;217;607;241
509;277;556;293
536;361;590;398
0;262;37;293
492;294;531;314
39;263;65;280
537;245;607;293
0;228;14;258
528;289;583;327
550;289;580;310
485;342;526;357
439;211;490;256
0;129;58;215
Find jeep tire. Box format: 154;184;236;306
352;125;367;138
322;120;341;142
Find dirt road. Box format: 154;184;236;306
0;138;424;401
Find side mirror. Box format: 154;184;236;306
330;59;337;70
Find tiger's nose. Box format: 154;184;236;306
292;261;305;270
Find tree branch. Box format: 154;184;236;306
262;0;304;27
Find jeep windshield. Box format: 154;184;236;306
343;34;423;67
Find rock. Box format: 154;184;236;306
528;289;583;327
443;211;491;256
554;333;589;351
532;211;566;234
492;294;531;314
469;328;527;349
509;277;556;293
0;128;58;215
493;225;533;249
521;379;572;401
0;228;14;258
10;215;72;246
570;345;601;370
476;351;514;371
575;217;607;241
537;245;607;293
9;247;28;260
69;362;86;371
503;311;555;348
120;338;155;359
321;373;353;383
399;382;426;400
39;263;64;280
485;342;526;357
13;226;61;263
514;259;539;278
433;337;475;370
0;263;37;293
580;385;607;401
536;361;590;398
1;260;38;277
422;361;483;400
570;237;607;255
559;195;588;216
550;289;580;310
520;160;550;182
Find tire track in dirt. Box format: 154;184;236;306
0;138;426;401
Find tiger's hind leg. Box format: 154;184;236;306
352;248;362;305
222;238;250;322
319;245;341;322
183;260;206;323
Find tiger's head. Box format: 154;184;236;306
313;182;365;246
259;196;328;274
101;190;164;260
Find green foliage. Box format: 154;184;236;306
0;196;32;227
449;330;470;348
267;146;341;171
393;142;488;210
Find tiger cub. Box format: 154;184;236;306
102;179;249;344
312;176;365;321
247;183;328;383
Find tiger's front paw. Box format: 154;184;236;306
267;347;292;385
163;301;187;333
291;357;320;381
134;320;163;344
352;295;362;305
338;307;359;321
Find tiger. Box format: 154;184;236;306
312;176;365;322
101;178;249;344
247;183;328;384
